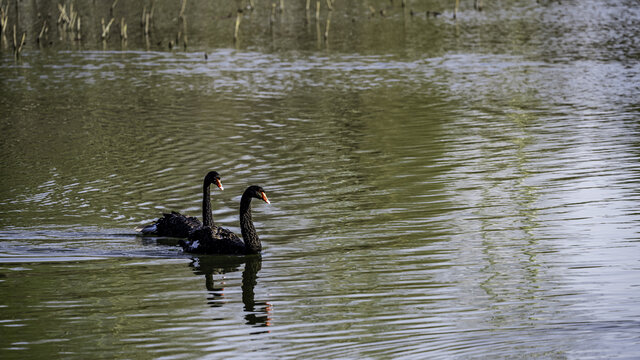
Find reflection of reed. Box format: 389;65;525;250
474;0;484;12
188;254;272;328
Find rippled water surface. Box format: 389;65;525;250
1;0;640;358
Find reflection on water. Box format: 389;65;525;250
0;257;276;358
188;255;271;328
1;0;640;358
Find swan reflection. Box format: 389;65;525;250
187;254;271;328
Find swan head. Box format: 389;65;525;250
205;171;224;190
247;185;270;204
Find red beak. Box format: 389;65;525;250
260;192;270;204
215;179;224;190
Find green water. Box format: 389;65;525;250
1;0;640;358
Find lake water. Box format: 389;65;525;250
1;0;639;358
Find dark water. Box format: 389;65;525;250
1;0;640;358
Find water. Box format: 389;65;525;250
1;0;640;358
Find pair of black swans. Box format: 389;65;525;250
137;171;269;255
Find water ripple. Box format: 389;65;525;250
1;1;640;358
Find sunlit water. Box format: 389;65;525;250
1;0;640;358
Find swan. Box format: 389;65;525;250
179;185;270;255
137;171;224;238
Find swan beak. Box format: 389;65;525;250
260;192;270;204
215;179;224;191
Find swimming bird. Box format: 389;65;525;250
179;185;270;255
137;171;224;238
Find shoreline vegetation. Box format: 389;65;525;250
0;0;496;56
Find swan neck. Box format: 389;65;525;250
202;181;214;227
240;193;261;254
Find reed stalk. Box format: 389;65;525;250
11;24;24;56
149;0;156;22
179;0;187;20
182;16;188;49
325;0;333;11
454;0;459;19
270;3;276;27
315;11;321;47
69;12;77;32
234;10;241;42
37;20;47;43
69;3;75;30
111;0;119;16
101;17;115;40
57;4;64;25
144;12;150;36
1;2;9;38
120;17;127;40
17;31;25;53
324;10;331;40
57;3;71;28
76;16;81;40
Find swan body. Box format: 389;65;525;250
179;185;269;255
138;211;202;237
180;226;246;255
137;171;223;238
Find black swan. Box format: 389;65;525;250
179;185;270;255
137;171;224;238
